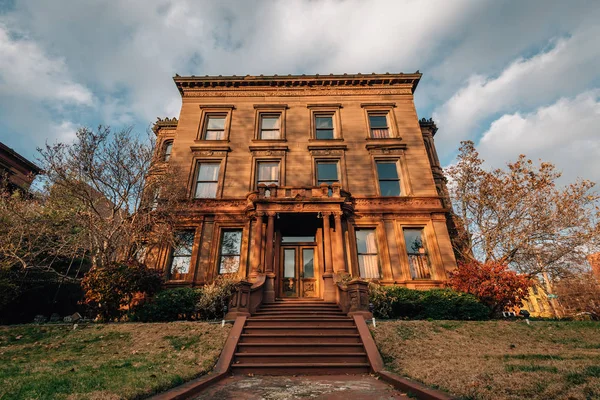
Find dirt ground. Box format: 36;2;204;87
372;320;600;400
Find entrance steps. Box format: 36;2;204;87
231;299;370;375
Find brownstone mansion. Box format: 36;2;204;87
150;72;457;307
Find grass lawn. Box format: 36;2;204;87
372;320;600;400
0;322;231;400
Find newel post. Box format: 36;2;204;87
346;280;373;319
225;281;253;319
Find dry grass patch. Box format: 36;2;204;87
372;320;600;400
0;322;230;399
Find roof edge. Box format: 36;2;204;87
173;72;422;96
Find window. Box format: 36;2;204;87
316;161;339;186
170;231;194;275
219;229;242;274
376;161;401;196
315;115;334;139
203;115;226;140
404;228;432;279
256;161;280;187
260;114;281;139
368;113;390;138
356;229;380;279
163;141;173;162
194;163;220;198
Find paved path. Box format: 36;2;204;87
192;374;409;400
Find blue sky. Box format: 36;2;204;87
0;0;599;184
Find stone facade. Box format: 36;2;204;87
149;73;457;300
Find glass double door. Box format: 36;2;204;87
280;245;319;298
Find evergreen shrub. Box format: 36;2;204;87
369;284;489;320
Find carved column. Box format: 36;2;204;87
333;211;347;273
323;212;333;274
249;212;264;279
322;212;335;301
264;212;276;303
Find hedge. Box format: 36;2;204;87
369;285;490;320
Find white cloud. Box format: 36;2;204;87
477;90;600;184
432;23;600;160
0;24;93;105
0;0;599;175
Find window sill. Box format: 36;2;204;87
194;139;230;143
251;139;287;144
365;137;403;142
308;138;345;143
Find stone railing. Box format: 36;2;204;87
256;182;345;199
336;279;373;319
224;274;266;319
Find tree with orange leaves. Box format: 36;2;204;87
448;260;532;316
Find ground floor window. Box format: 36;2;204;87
355;228;380;279
170;231;195;275
219;229;242;274
403;228;432;279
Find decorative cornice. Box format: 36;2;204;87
152;117;178;135
365;142;407;155
190;145;231;157
173;72;421;97
253;104;289;109
419;117;438;136
307;103;343;109
199;104;236;110
361;102;397;108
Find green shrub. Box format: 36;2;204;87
369;284;489;320
130;287;200;322
196;275;239;320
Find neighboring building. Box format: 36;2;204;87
519;283;554;318
150;72;457;302
0;141;41;193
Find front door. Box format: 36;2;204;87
280;246;319;298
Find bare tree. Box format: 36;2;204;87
38;126;187;269
446;141;600;276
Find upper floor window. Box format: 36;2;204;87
162;140;173;162
403;228;432;279
203;115;226;140
219;229;242;274
194;162;220;198
376;161;401;196
368;114;390;138
170;231;195;276
316;161;339;186
256;161;280;188
315;115;334;139
356;229;380;279
260;114;281;140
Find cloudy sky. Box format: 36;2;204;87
0;0;599;184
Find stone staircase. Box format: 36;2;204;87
230;299;371;375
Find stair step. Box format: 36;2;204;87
272;300;335;303
245;318;355;327
233;353;368;364
231;363;371;375
254;309;346;317
257;305;342;311
249;315;351;320
244;326;357;335
236;343;365;353
240;334;361;344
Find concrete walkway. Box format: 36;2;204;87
192;374;409;399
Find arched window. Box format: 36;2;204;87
163;140;173;162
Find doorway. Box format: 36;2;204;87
279;245;319;298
